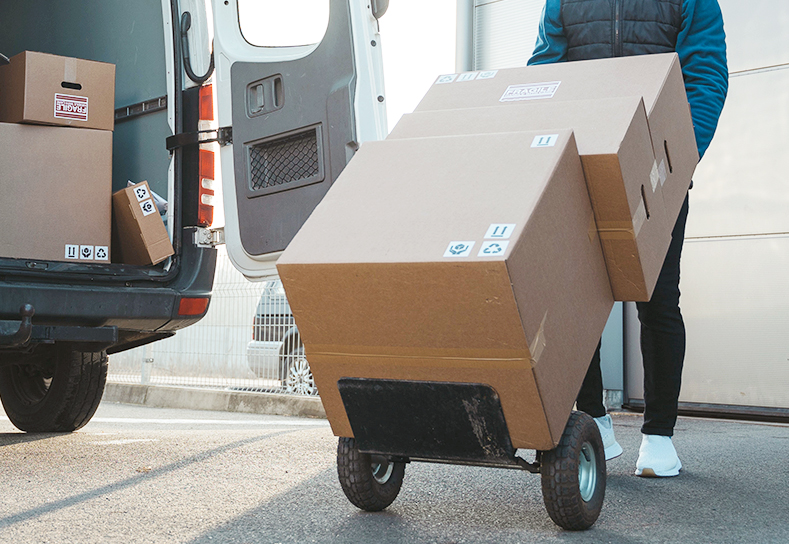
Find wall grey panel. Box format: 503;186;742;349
679;236;789;408
473;0;544;70
112;112;171;196
719;0;789;73
686;68;789;239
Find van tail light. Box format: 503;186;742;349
197;83;215;227
198;148;215;226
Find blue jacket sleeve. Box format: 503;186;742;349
676;0;729;159
528;0;567;65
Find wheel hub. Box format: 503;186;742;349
285;357;317;396
578;441;597;502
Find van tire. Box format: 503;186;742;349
0;348;107;432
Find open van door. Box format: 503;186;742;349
212;0;388;279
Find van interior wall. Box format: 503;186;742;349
0;0;171;200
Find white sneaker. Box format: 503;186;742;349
635;434;682;477
594;414;623;461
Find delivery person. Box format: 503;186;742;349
529;0;728;477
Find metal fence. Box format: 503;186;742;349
108;247;317;396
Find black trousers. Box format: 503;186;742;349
576;194;690;436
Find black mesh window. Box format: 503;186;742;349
248;128;320;191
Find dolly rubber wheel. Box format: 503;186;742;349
337;437;405;511
540;411;606;530
0;347;107;432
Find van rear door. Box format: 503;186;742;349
212;0;387;279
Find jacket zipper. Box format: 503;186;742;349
613;0;623;57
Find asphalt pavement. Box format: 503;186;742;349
1;403;787;543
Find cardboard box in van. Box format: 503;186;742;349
0;122;112;262
390;96;670;301
112;181;173;266
0;51;115;131
278;130;614;450
415;53;698;232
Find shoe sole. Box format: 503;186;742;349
635;464;681;478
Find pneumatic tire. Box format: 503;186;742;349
540;411;606;530
337;437;405;511
0;347;108;432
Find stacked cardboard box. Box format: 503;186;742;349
0;51;115;263
277;54;698;449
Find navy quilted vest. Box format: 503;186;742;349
561;0;683;60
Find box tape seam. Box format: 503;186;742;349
64;57;77;83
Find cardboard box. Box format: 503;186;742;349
278;130;614;450
390;96;670;301
0;122;112;262
112;181;173;266
0;51;115;131
417;53;698;230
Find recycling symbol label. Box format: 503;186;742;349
139;199;156;216
435;74;458;85
443;241;475;258
478;241;509;257
134;185;151;201
95;246;109;261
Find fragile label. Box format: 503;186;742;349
485;224;516;239
500;81;561;102
477;70;498;80
478;241;509;257
531;134;559;148
435;74;458;84
79;245;94;260
134;185;151;202
444;241;475;258
54;93;88;121
139;199;157;216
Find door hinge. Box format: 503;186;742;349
166;126;232;151
194;226;225;248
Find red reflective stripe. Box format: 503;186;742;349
199;84;214;121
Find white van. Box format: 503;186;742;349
0;0;387;431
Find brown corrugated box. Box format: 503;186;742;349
0;51;115;131
417;53;698;238
112;181;173;266
390;96;670;301
278;130;614;450
0;122;112;262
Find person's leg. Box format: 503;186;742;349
576;341;606;418
634;194;689;476
576;341;622;460
636;195;689;436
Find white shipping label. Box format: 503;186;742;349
139;199;156;216
485;224;516;239
65;244;79;260
500;81;561;102
650;161;660;192
80;245;94;260
94;246;109;261
435;74;458;84
444;241;475;258
134;185;151;201
478;241;509;257
456;72;479;82
54;93;88;121
531;134;559;148
477;70;498;80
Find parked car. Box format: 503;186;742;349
247;280;316;396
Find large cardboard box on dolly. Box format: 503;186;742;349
417;52;698;256
278;130;615;450
0;51;115;131
390;96;670;301
0;122;112;262
112;181;174;266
